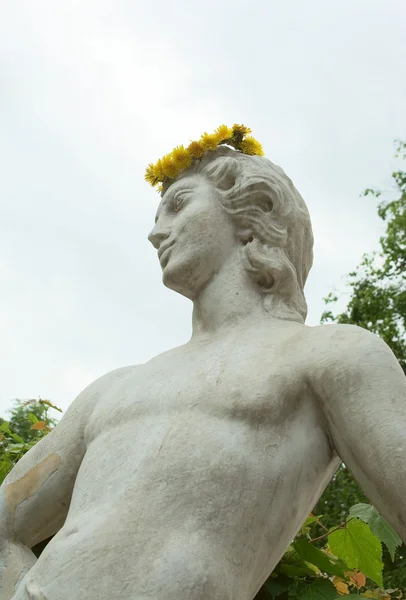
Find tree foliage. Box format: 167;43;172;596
0;399;61;483
321;139;406;375
310;139;406;594
1;398;59;440
314;466;406;593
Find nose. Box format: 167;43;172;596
148;225;170;249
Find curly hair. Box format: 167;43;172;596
187;146;314;323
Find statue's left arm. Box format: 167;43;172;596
309;325;406;542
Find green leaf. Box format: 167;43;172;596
293;539;346;577
0;460;13;484
9;432;25;444
328;519;383;588
0;421;24;443
277;563;315;578
264;574;291;599
300;515;324;534
296;578;338;600
303;515;323;527
38;399;63;413
348;503;402;561
276;547;317;578
7;444;26;453
26;413;39;424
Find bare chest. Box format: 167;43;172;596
60;338;337;596
86;342;303;444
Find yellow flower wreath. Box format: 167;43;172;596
145;124;264;192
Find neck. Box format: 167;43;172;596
191;251;268;340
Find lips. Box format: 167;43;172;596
158;242;174;266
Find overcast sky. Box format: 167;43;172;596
1;0;405;417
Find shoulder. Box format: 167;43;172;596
85;365;137;393
303;324;403;400
305;323;392;365
64;365;137;421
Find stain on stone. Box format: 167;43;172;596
5;454;61;523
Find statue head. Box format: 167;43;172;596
149;146;313;323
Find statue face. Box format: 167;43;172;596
148;174;237;299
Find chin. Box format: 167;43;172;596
162;266;193;300
162;259;202;300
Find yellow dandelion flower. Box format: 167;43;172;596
214;124;233;143
145;163;160;186
187;140;205;158
161;154;179;179
171;145;193;170
152;159;164;181
240;136;264;156
156;183;164;194
200;132;219;151
232;124;252;136
145;124;265;189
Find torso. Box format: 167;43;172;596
20;323;340;600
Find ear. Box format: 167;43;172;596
203;156;240;190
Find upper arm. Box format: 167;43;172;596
309;325;406;540
1;392;92;548
0;366;133;547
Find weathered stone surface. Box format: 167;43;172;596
1;147;406;599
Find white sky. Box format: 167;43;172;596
1;0;405;416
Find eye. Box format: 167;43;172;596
173;193;188;212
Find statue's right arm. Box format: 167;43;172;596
0;366;133;597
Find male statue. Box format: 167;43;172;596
1;143;406;600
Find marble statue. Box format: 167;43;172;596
1;146;406;600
